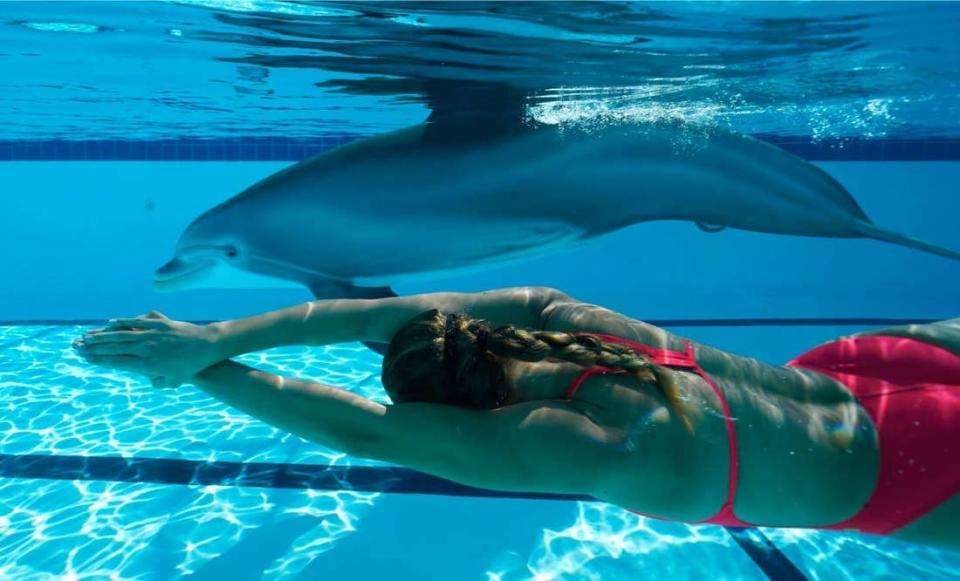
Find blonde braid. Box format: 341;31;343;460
478;323;693;432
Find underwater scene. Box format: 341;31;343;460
2;2;960;580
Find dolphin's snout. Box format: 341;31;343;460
153;256;216;292
154;257;188;279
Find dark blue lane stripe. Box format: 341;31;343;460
0;136;958;162
0;453;804;580
727;527;808;581
0;453;586;500
0;317;938;328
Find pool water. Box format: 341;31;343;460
2;1;960;579
2;325;960;579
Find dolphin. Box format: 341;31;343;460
155;115;960;300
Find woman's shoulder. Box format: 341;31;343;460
539;295;738;375
540;296;674;347
540;294;853;406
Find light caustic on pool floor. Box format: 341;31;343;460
1;326;958;579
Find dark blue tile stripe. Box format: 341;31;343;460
0;136;958;161
0;317;938;328
0;135;362;162
0;453;803;580
727;527;808;581
0;453;588;500
757;135;960;161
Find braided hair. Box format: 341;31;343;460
381;310;690;429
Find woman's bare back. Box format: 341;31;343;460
541;296;880;528
542;295;958;546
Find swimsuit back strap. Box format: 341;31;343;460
682;345;741;525
565;366;613;400
565;332;745;525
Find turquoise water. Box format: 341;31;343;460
3;1;960;140
3;325;960;579
2;1;960;579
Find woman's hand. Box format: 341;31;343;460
73;311;223;388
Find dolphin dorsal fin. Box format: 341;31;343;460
421;80;537;147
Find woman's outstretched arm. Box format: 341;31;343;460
191;359;388;456
80;287;572;387
190;360;619;494
76;350;619;495
208;286;570;359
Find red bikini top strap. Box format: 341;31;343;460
569;332;699;369
565;367;615;400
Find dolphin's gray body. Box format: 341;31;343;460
155;118;960;298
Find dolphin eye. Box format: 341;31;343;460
224;246;239;259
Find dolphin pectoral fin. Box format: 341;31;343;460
307;278;397;356
696;222;727;233
854;220;960;262
306;278;397;301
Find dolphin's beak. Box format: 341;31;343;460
153;257;217;292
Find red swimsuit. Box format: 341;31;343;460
565;333;960;534
788;335;960;534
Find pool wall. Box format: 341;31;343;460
2;161;959;331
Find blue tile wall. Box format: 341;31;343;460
0;135;958;161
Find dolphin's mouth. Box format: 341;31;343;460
153;254;305;291
153;257;217;292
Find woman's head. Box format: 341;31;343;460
381;310;508;409
381;310;687;423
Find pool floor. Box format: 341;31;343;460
1;326;959;580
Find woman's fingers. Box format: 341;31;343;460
81;330;152;345
80;353;143;371
76;340;148;356
106;317;170;330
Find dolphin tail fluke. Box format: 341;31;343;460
854;220;960;262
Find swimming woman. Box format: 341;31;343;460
72;287;959;550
